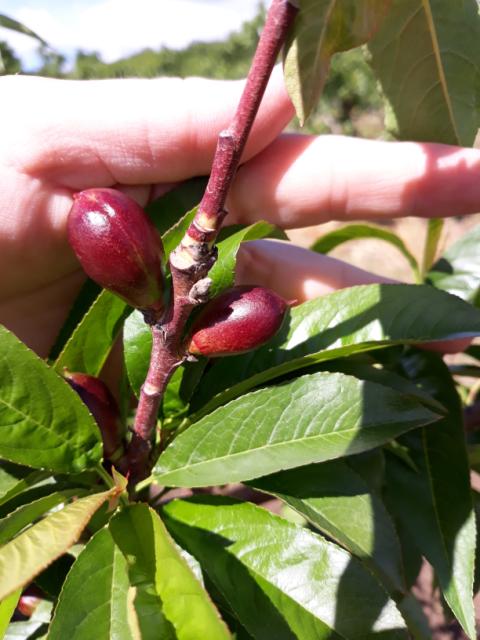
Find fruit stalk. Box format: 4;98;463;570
127;0;297;486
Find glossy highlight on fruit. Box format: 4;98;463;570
68;188;165;314
64;371;124;461
186;285;288;357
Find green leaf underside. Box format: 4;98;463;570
0;490;112;600
0;589;20;639
154;370;439;488
54;291;129;376
109;505;230;640
191;283;480;416
164;497;407;639
387;352;477;639
48;528;134;640
428;224;480;306
0;326;102;472
284;0;390;123
368;0;480;145
311;223;419;280
0;490;83;546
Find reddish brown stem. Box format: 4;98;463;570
126;0;298;489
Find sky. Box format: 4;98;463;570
0;0;264;69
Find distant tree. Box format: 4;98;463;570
0;40;21;74
36;45;66;78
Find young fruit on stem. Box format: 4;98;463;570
67;188;165;321
186;285;288;357
64;371;126;470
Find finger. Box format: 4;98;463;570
4;67;293;189
236;239;396;301
228;134;480;227
236;239;471;354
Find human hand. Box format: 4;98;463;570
0;70;292;355
2;72;480;357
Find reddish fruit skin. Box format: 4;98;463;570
64;371;124;460
187;285;288;357
68;188;165;314
17;595;41;618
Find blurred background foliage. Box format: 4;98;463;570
0;3;384;138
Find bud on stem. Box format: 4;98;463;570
186;285;288;357
68;188;166;320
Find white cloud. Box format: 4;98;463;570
0;0;264;69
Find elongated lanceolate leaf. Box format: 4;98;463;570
0;326;102;472
191;283;480;415
251;462;404;593
311;223;420;281
154;371;439;487
164;497;407;639
0;490;113;600
48;528;134;640
251;462;430;638
0;590;20;639
208;221;280;297
428;224;480;306
0;464;47;508
284;0;390;123
0;15;47;44
0;490;83;546
109;505;230;640
54;291;129;376
368;0;480;145
386;352;477;639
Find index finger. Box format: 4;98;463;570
3;66;294;189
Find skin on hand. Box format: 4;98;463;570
1;72;480;357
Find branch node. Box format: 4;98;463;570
189;277;213;305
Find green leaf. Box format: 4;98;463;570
0;15;47;44
192;283;480;415
109;505;231;640
48;528;135;640
123;310;206;414
251;462;404;593
284;0;390;123
208;221;281;297
421;218;444;279
0;590;20;639
311;223;420;281
54;291;130;376
0;326;102;472
49;279;101;361
368;0;480;145
250;462;430;639
427;224;480;306
164;497;408;639
0;464;47;508
146;177;206;239
4;620;47;640
0;490;113;601
154;370;439;487
386;351;477;639
0;490;83;546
